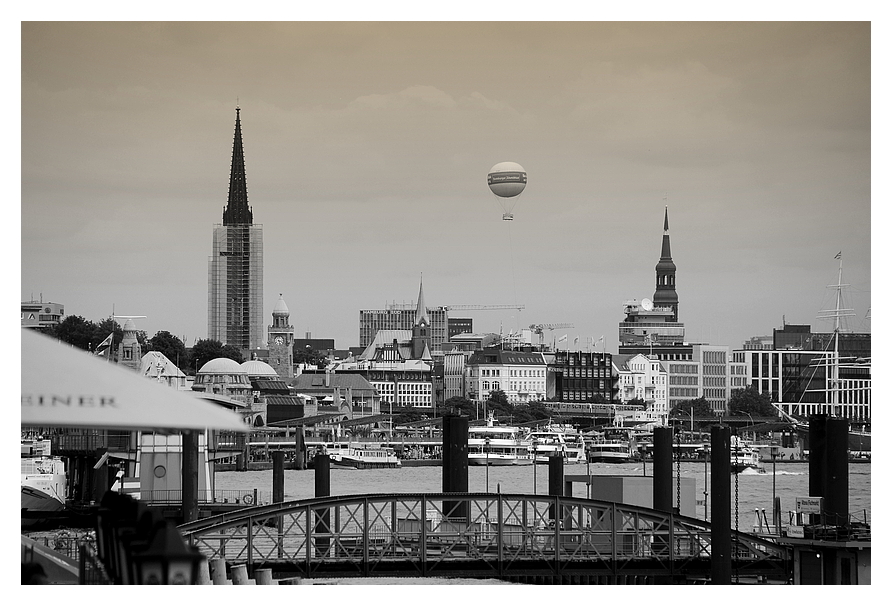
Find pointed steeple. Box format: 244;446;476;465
414;274;429;327
222;107;253;225
660;205;671;259
653;205;679;321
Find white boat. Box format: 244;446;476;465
319;442;401;469
527;424;587;464
730;435;763;473
586;427;638;463
22;438;67;528
468;416;532;466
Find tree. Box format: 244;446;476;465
147;331;188;372
728;386;777;418
670;397;713;417
442;396;474;417
53;315;99;351
485;390;512;420
188;338;244;373
627;397;647;408
295;346;329;369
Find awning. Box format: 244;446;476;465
21;329;248;433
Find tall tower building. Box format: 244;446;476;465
267;294;295;380
652;205;678;322
208;108;264;352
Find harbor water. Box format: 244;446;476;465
216;461;871;527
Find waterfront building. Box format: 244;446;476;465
466;348;547;404
21;298;64;328
207;107;264;353
190;357;253;406
734;347;871;424
613;353;669;423
618;208;685;348
743;335;774;350
290;371;380;417
139;351;189;390
267;294;294;380
548;350;615;403
617;207;737;413
116;318;142;372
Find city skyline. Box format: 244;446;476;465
21;22;872;352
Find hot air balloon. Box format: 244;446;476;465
487;161;527;220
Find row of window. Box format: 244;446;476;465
478;368;545;378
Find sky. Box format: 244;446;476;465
20;20;874;353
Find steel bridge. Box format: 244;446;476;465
179;493;791;584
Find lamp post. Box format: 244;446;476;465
131;520;203;584
484;437;491;493
532;437;538;495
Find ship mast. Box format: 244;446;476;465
817;253;855;414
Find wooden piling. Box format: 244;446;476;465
254;568;275;585
210;558;230;585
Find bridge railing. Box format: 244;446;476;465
180;493;789;580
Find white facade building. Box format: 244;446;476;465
465;349;547;404
613;353;669;424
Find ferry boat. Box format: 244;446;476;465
319;442;401;469
22;438;67;528
528;424;587;464
730;435;763;473
586;427;638;463
468;415;532;466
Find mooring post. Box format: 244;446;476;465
653;426;673;513
272;450;285;504
548;455;564;522
182;430;199;523
314;452;331;554
825;417;849;526
710;424;732;584
294;426;306;470
442;414;469;520
808;414;828;525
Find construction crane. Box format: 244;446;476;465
529;323;574;345
440;304;525;311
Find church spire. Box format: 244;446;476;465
653;205;679;321
414;274;429;327
222;106;253;225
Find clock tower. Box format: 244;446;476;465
267;294;294;379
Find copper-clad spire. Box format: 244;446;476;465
415;274;429;327
222;107;253;225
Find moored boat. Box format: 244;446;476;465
468;415;532;466
586;427;638;463
323;442;401;469
528;424;586;464
22;438;67;528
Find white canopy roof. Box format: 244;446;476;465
21;329;248;433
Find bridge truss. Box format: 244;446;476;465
180;493;790;584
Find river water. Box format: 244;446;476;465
216;461;871;527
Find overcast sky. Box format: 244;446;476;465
20;21;872;352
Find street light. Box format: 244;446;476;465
484;437;491;493
531;437;539;495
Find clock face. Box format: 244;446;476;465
274;336;284;345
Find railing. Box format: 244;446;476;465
132;489;263;506
180;493;791;582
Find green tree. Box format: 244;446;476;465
728;386;777;417
670;397;713;417
53;315;99;351
147;331;189;371
442;396;474;417
627;397;647;407
295;346;329;369
188;338;244;373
